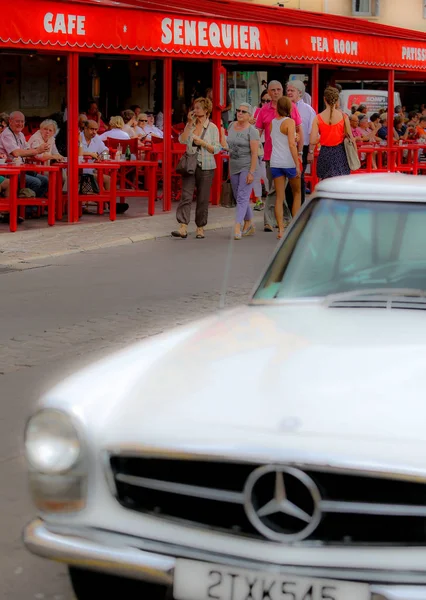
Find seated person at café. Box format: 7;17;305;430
135;113;149;137
0;112;9;135
0;111;49;197
121;110;139;139
349;114;363;141
416;116;426;140
144;110;164;139
129;105;141;118
78;114;88;132
28;119;64;163
394;116;408;139
80;120;129;215
377;114;399;143
355;104;368;117
369;113;381;129
358;114;381;170
407;111;419;128
358;114;381;143
156;110;164;131
99;116;130;142
86;101;107;135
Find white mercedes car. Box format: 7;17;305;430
24;174;426;600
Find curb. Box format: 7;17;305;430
0;219;234;267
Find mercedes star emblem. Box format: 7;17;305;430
243;465;322;542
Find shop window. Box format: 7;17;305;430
352;0;379;16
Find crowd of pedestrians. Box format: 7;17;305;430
171;79;352;241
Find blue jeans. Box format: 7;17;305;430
25;174;48;198
231;170;254;224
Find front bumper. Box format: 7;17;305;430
24;519;426;600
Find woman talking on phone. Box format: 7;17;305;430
172;97;221;239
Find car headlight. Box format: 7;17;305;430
25;409;81;474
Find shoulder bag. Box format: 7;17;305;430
220;123;235;207
343;115;361;171
220;172;235;208
176;124;209;176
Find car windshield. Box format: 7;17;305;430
253;198;426;300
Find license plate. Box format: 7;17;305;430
173;559;370;600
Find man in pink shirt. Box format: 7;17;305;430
256;80;303;231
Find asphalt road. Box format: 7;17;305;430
0;225;278;600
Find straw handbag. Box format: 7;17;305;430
343;116;361;171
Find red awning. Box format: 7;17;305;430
1;0;426;70
64;0;426;42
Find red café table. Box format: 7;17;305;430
57;161;119;221
108;158;158;216
356;143;426;174
6;162;59;227
57;158;157;219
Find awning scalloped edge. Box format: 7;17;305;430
0;37;423;70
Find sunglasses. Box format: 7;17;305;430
139;119;148;122
237;109;249;114
261;99;271;104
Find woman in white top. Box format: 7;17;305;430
135;113;149;138
270;96;301;239
28;119;64;163
145;111;164;139
99;116;130;142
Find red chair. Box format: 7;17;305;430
150;136;164;164
106;137;139;155
172;123;185;141
150;135;164;148
148;136;164;201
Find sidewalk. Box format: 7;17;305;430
0;206;238;267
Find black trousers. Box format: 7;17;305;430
285;145;309;214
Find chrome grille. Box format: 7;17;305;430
109;456;426;544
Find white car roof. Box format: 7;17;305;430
312;173;426;202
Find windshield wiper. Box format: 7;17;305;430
323;288;426;307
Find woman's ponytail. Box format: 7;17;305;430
324;86;340;125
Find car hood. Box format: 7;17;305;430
44;304;426;469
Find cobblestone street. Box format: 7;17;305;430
0;223;277;600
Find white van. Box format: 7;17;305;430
339;89;401;116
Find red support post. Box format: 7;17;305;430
67;52;79;222
311;63;319;114
163;57;172;212
388;69;395;172
211;58;222;206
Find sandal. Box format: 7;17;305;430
242;224;255;237
171;224;188;239
171;230;188;239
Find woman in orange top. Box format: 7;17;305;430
308;87;354;179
